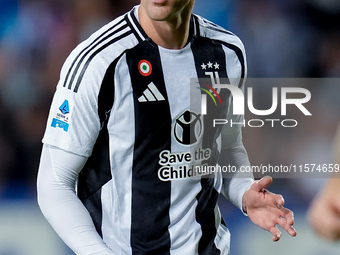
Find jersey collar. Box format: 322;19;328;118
126;5;199;45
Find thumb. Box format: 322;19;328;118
252;176;273;192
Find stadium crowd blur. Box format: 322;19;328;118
0;0;339;217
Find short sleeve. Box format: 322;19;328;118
42;45;102;157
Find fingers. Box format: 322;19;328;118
273;194;285;208
267;213;296;242
247;177;298;241
266;205;296;240
271;202;296;235
280;207;295;226
269;223;297;242
252;176;273;192
276;216;297;237
271;206;292;221
269;226;282;242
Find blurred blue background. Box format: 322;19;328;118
0;0;340;254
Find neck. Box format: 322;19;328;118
139;5;192;49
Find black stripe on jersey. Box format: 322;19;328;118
126;42;172;255
216;40;246;88
80;188;104;236
188;15;196;42
193;15;201;36
125;14;143;42
128;8;149;41
77;59;117;237
73;30;133;93
78;122;111;237
63;17;126;90
192;37;231;165
196;178;220;255
191;36;231;255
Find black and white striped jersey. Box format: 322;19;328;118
43;5;248;255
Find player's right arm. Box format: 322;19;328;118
37;29;117;254
37;144;115;255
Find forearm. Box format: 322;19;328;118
220;145;254;211
218;120;254;211
37;145;114;255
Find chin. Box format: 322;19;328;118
143;2;177;21
148;12;172;22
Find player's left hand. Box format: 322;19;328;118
242;176;297;242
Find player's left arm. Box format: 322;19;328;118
219;114;297;241
218;35;296;241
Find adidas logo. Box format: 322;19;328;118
138;82;165;102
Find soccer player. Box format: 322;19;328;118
308;123;340;241
309;178;340;241
37;0;296;254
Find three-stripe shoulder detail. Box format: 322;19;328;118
192;15;201;37
126;8;148;42
194;14;235;36
217;40;246;88
63;16;133;93
193;15;246;87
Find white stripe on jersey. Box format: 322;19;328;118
158;44;206;255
